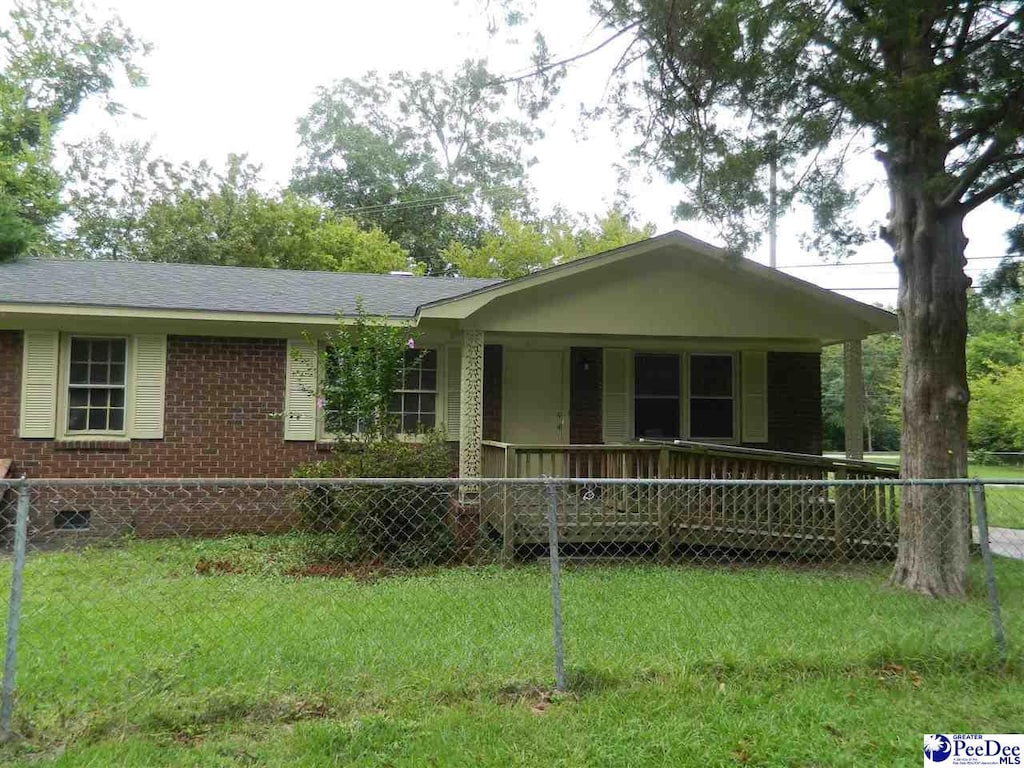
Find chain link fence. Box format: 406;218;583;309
0;476;1021;744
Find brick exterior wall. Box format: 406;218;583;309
570;347;603;444
0;331;324;479
482;345;503;441
759;351;823;455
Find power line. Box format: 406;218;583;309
779;255;1017;269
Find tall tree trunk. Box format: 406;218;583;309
885;155;972;597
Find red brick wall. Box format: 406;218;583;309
0;331;325;479
482;345;503;441
570;347;603;444
760;351;823;455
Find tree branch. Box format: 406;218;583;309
491;22;641;86
960;166;1024;214
941;135;1013;209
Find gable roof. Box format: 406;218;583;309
0;258;500;319
419;230;897;332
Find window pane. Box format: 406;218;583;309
110;389;125;408
89;389;110;408
419;349;437;369
403;413;420;433
420;368;436;390
70;363;89;384
69;389;89;407
635;398;680;439
68;408;87;431
635;354;679;396
690;398;733;438
89;365;109;384
418;412;436;429
402;367;420;390
88;409;107;430
109;409;125;431
404;393;420;413
691;356;733;397
70;339;90;363
420;393;436;413
388;393;402;412
90;340;110;363
109;339;127;362
109;364;126;385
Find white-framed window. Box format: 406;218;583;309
65;336;129;434
688;353;735;439
317;347;439;438
390;349;438;433
634;353;681;439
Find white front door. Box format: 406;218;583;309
502;348;566;444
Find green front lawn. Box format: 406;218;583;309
2;535;1022;767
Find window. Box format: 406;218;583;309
54;510;90;531
67;337;127;433
390;349;438;433
689;354;734;438
634;354;680;438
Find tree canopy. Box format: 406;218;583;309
0;0;146;260
443;208;655;278
57;142;413;273
291;60;540;274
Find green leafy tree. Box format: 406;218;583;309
58;146;412;272
0;0;146;260
821;334;902;453
969;365;1024;453
291;60;540;274
318;305;419;444
445;207;655;278
498;0;1024;595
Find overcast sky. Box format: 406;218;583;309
20;0;1021;305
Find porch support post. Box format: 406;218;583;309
458;329;485;481
843;339;865;461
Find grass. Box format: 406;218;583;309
825;453;1024;529
2;535;1023;766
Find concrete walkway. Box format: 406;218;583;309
975;527;1024;560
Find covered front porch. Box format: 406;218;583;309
420;232;898;559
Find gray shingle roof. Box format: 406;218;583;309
0;258;501;318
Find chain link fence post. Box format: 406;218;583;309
544;478;566;692
971;480;1008;665
1;481;30;742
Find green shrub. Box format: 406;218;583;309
292;432;456;566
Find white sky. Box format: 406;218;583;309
17;0;1022;306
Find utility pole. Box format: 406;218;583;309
768;130;778;269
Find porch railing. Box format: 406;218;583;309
479;440;901;560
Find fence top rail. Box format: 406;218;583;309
1;476;1023;489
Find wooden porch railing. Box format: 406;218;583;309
479;440;900;561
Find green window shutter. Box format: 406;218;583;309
602;348;632;443
19;330;60;438
445;345;462;441
741;351;768;443
131;335;167;439
285;339;317;441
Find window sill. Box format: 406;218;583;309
54;439;131;452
